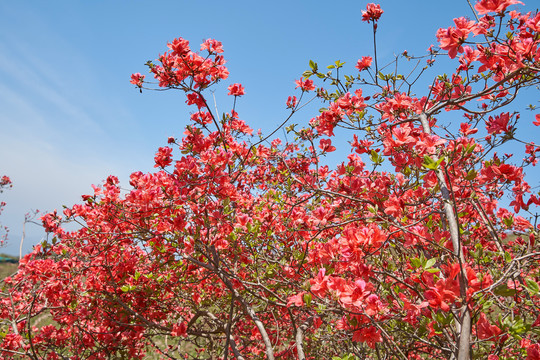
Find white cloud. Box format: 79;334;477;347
0;24;139;256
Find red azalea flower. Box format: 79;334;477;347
356;56;373;71
475;0;523;15
228;83;245;96
362;3;384;23
319;138;336;152
295;77;316;91
130;73;145;87
154;147;173;168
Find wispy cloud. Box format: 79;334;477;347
0;9;140;256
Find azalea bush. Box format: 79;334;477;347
2;0;540;359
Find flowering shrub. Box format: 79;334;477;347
1;1;540;359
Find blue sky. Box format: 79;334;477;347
0;1;537;256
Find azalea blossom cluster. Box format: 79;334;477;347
361;3;384;23
436;0;536;64
1;1;540;359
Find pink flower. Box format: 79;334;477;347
200;39;224;54
319;139;336;152
352;326;382;349
528;343;540;360
0;176;11;187
459;123;478;136
356;56;373;71
286;96;297;108
236;213;252;230
436;27;465;59
167;37;190;56
1;333;23;350
295;77;316;91
362;3;384;23
475;0;523;15
485;112;511;135
41;211;60;233
287;292;305;307
185;92;206;108
171;322;188;337
227;83;245;96
533;114;540;126
154;147;173;168
130;73;145;87
476;313;501;340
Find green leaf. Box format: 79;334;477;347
410;257;422;268
309;60;318;71
422;155;444;170
370;150;383;165
424;258;437;269
434;311;452;325
334;60;345;68
422;155;436;170
493;284;517;297
465;169;477;180
525;279;540;295
303;293;312;307
481;299;494;312
509;318;528;338
285;124;296;133
466;143;477;154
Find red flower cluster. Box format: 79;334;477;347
154;146;173;168
295;77;316;91
475;0;523;14
361;3;384;23
142;36;229;94
0;176;11;188
436;17;477;59
356;56;373;71
227;83;245;96
130;73;145;87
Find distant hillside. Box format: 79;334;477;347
0;253;19;280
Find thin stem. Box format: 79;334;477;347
466;0;480;22
20;218;26;261
223;296;235;360
373;23;379;85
